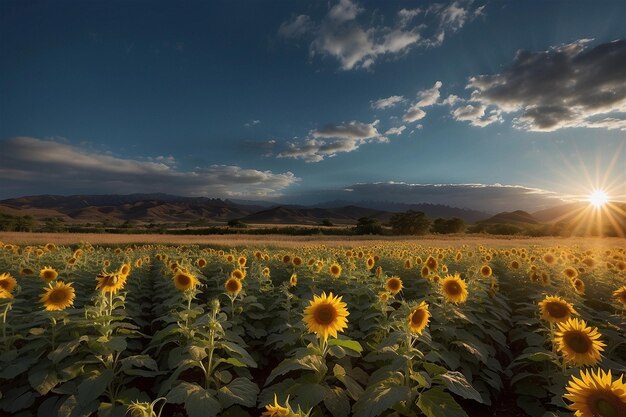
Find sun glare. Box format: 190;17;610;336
588;190;609;208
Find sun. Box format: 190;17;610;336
589;190;609;208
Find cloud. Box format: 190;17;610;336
455;39;626;131
371;95;404;109
0;137;299;198
244;119;261;127
452;103;502;127
336;182;566;212
278;15;314;38
277;120;387;162
403;81;442;123
280;0;484;71
385;126;406;136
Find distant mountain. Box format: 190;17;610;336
313;200;489;223
0;194;492;225
480;210;539;225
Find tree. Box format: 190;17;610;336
431;217;465;234
354;217;382;234
389;210;431;235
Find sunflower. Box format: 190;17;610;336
118;263;131;278
385;276;403;295
572;278;586;295
440;273;468;304
408;301;430;335
420;266;430;278
224;277;242;296
563;267;579;280
20;267;34;276
510;260;520;269
564;368;626;417
96;272;126;294
238;256;247;267
538;295;578;323
231;269;246;280
378;291;390;302
365;257;375;270
41;281;75;311
555;318;605;366
173;270;199;292
0;288;13;299
282;255;291;264
543;253;556;265
612;286;626;307
303;292;349;342
426;256;438;271
480;265;492;277
289;273;297;287
292;256;303;267
39;266;58;281
329;263;342;278
262;394;291;417
404;259;413;269
0;272;17;293
262;267;271;278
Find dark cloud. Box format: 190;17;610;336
0;137;298;198
338;182;566;212
455;39;626;131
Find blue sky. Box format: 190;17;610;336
1;0;625;212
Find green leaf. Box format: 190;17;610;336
291;383;328;410
168;382;202;404
353;380;411;417
185;387;221;417
265;355;325;384
120;355;158;371
324;387;350;417
48;336;89;363
0;385;35;413
328;338;363;353
436;371;483;403
77;369;114;406
217;377;259;408
423;362;448;376
29;367;60;395
219;341;257;368
417;388;469;417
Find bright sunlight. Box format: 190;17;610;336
589;190;609;208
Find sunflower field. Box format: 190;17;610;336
0;241;625;417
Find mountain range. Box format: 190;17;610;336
1;194;624;228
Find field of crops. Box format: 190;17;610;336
0;240;625;417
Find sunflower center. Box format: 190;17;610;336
564;331;591;353
49;289;67;304
226;279;240;292
411;309;425;325
445;281;461;295
589;392;621;417
177;274;191;287
546;302;568;318
43;271;56;280
314;304;337;325
388;279;401;291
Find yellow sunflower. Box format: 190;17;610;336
292;256;303;267
480;265;492;277
118;263;131;278
538;295;578;323
0;272;17;293
564;368;626;417
303;292;349;342
572;278;586;295
96;272;126;294
0;288;13;299
440;273;468;304
378;291;390;302
238;256;247;267
262;394;291;417
426;256;438;271
408;301;430;335
329;263;342;278
224;277;242;296
196;258;207;268
289;273;297;287
39;266;58;281
385;276;403;295
231;269;246;280
555;318;605;366
40;281;75;311
563;267;579;280
612;286;626;307
173;270;199;292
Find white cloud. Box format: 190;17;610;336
279;0;484;71
456;39;626;131
277;120;387;162
385;125;406;135
329;0;361;22
371;95;404;109
0;137;298;197
452;103;502;127
278;15;314;38
403;80;442;123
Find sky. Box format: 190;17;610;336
1;0;625;212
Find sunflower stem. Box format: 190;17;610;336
1;302;11;349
